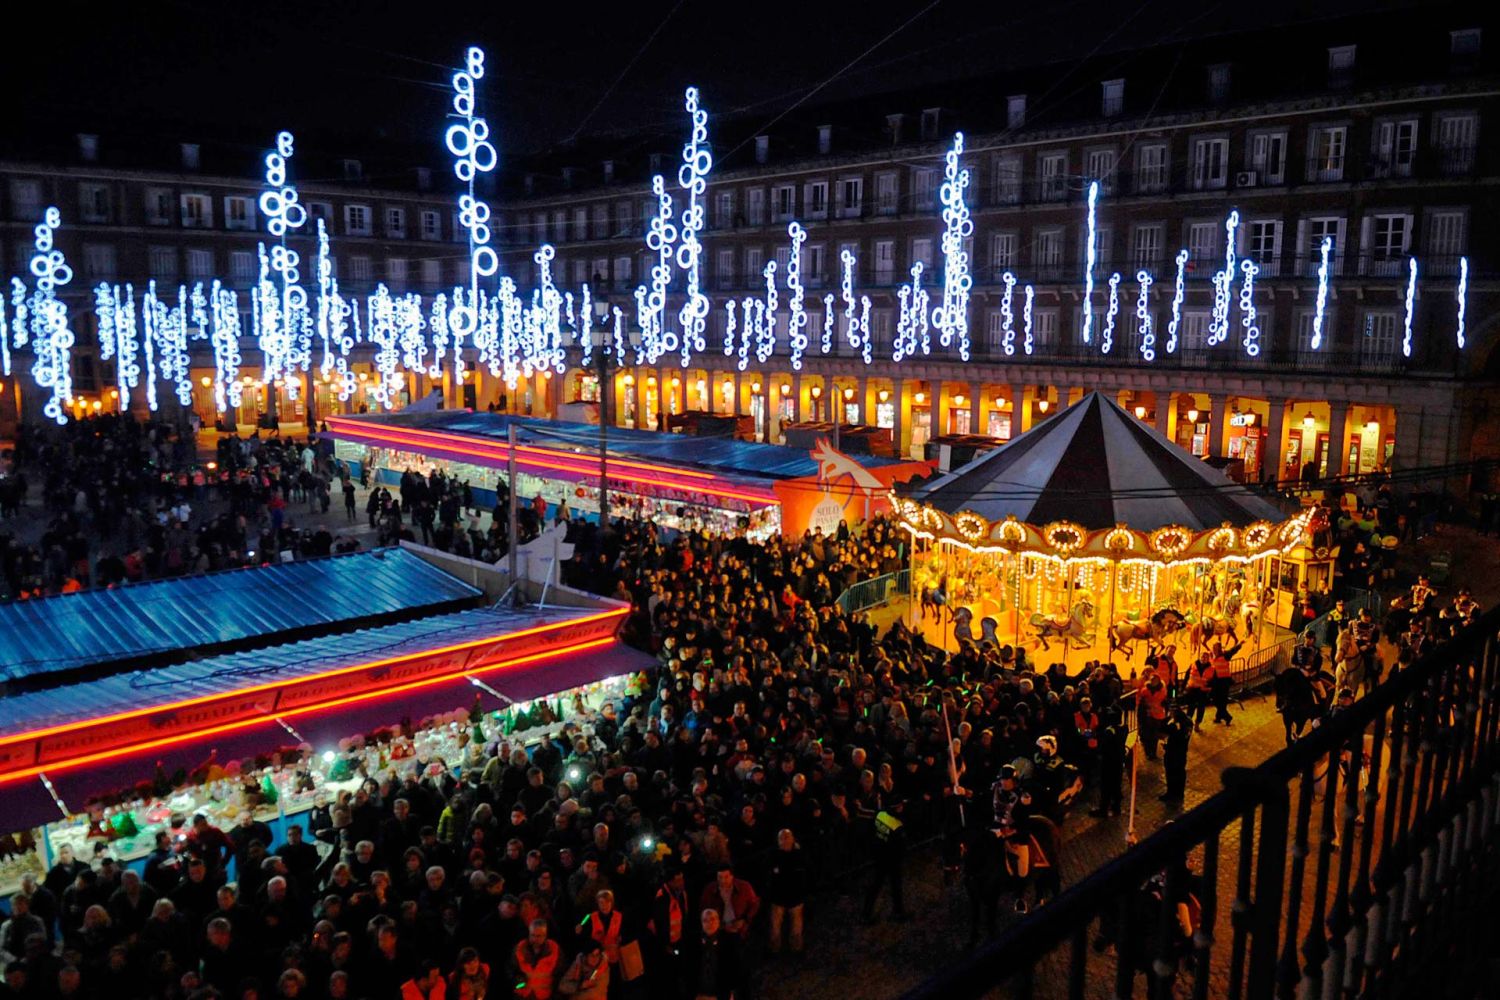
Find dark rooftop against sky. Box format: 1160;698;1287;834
6;0;1446;162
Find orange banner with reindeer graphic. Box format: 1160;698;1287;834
773;440;931;538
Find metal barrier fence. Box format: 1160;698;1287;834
905;605;1500;1000
1228;588;1385;689
836;569;911;615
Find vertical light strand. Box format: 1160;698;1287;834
1455;256;1468;349
1136;269;1155;362
445;46;500;382
1100;272;1120;354
1401;256;1417;358
1081;180;1099;345
675;86;711;368
1239;258;1261;357
1022;284;1035;356
785;221;808;370
1311;236;1333;350
1165;249;1187;354
935;132;974;360
1000;272;1017;356
26;207;75;423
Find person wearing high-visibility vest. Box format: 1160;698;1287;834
578;890;623;973
512;919;561;1000
1183;655;1215;732
1208;640;1243;724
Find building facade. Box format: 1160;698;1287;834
0;19;1495;488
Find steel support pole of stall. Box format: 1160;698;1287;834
508;424;520;594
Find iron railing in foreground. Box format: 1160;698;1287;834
836;568;912;615
904;606;1500;1000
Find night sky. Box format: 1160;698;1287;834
9;0;1437;159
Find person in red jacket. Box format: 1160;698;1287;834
698;866;760;941
399;960;447;1000
512;919;561;1000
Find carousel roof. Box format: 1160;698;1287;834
911;391;1285;532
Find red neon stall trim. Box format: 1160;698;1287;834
0;635;618;784
324;417;718;480
0;606;627;748
329;424;777;505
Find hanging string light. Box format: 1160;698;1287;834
934;132;974;360
1136;269;1155;362
675;86;712;368
785;221;809;370
1165;249;1187;354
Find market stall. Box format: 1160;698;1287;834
325;411;921;541
896;392;1306;668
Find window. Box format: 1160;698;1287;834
1032;309;1058;353
572;260;587;287
180;143;200;171
420;210;441;241
772;184;795;221
1093;227;1113;268
746;246;764;278
590;204;609;239
874;172;898;215
1101;79;1124;117
910;168;936;210
144;187;173;226
870;310;893;353
911;239;934;272
712;249;734;289
1207;63;1232;103
1296;311;1331;365
774;247;791;276
186;249;214;280
348;256;372;283
1300;216;1346;275
1248;131;1286;184
387;258;408;284
1131;224;1163;269
1180;312;1211;356
986;311;1006;353
1327;45;1356;86
614;200;635;236
308;202;332;226
714;190;735;228
874;241;895;284
1038;152;1068;201
1134;144;1167;193
533;213;548;242
341;158;364;181
224;196;255;231
553;211;568;241
837;176;863;217
1187;222;1218;266
806;245;826;285
344;204;371;236
79;183;110;223
1035;229;1064;277
1247;219;1282;275
1191;137;1229;190
1425;211;1467;274
991;232;1019;274
385;207;406;238
613;256;632;286
1085;148;1116;191
1309;125;1347;181
149;246;177;279
992;155;1022;204
805;181;829;219
1372;119;1417;178
1364;214;1410;274
920;108;941;140
572;208;588;241
1360;312;1398;367
1007;95;1026;129
83;243;116;280
747;188;766;225
1434;113;1478;174
421;259;442;287
180;193;212;228
230;251;255;283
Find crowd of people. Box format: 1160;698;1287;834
0;413;1493;999
0;417;365;601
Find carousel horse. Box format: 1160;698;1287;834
953;606;978;645
1274;665;1335;744
1189;612;1239;652
979;616;1001;648
1108;608;1188;657
1030;596;1097;651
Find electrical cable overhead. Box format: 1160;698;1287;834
563;0;691;145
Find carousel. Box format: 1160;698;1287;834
895;392;1313;669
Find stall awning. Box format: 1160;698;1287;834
0;548;482;689
2;641;656;833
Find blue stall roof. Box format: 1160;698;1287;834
333;411;906;482
0;548;482;686
0;605;605;739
